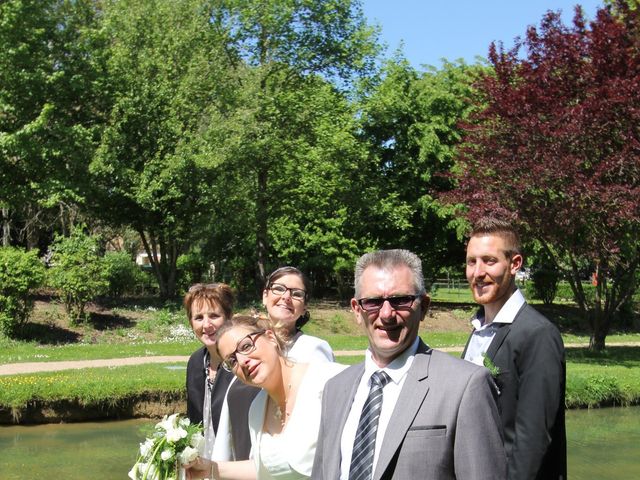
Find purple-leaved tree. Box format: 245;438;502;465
448;2;640;350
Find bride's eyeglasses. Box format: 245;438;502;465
221;330;266;372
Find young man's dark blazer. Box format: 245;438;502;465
312;339;506;480
186;346;259;460
462;302;567;480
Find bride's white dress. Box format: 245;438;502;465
248;362;346;479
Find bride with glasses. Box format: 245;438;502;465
185;314;345;480
261;266;333;363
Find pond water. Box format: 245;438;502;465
1;407;639;479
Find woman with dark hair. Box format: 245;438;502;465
261;266;333;362
184;283;258;461
185;315;345;480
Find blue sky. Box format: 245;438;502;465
361;0;605;68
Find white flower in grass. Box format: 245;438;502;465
178;446;199;465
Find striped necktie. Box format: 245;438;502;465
348;370;391;480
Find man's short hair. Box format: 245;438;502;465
354;249;425;298
469;217;522;259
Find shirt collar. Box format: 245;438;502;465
471;289;526;329
364;336;419;384
494;288;525;324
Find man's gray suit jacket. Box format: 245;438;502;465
311;339;506;480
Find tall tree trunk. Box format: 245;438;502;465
139;228;168;301
255;164;268;288
1;206;10;246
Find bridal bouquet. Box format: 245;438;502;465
129;413;205;480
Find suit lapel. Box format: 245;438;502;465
485;303;526;359
327;365;364;477
373;341;432;480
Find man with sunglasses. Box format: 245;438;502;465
312;249;506;480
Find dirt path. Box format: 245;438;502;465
2;343;639;376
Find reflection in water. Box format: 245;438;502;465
1;407;639;479
0;419;148;479
566;406;640;479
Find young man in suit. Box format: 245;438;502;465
462;217;566;480
312;249;506;480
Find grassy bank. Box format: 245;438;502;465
1;298;638;423
2;346;639;422
2;331;640;364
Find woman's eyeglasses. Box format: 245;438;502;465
221;330;266;372
356;295;420;313
268;283;306;301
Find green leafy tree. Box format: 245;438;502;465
206;0;379;286
359;58;484;279
47;226;108;323
90;0;235;300
0;247;45;336
0;0;107;246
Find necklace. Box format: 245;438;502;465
273;382;292;426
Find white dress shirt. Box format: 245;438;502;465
464;289;526;366
339;337;419;480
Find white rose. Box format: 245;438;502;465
157;413;180;431
166;426;188;443
129;462;159;480
128;462;140;480
179;417;191;427
140;438;155;458
161;449;174;461
178;446;199;465
189;432;205;453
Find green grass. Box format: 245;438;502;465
566;346;640;408
429;288;475;303
1;332;636;365
0;340;200;364
0;363;187;410
2;347;639;412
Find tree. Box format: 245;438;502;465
196;70;380;297
207;0;379;286
90;0;235;300
0;247;45;337
47;226;108;323
449;4;640;350
0;0;106;247
359;58;484;279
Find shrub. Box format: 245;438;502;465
104;251;141;298
555;281;596;304
0;247;45;337
529;268;560;305
47;227;108;324
176;250;210;292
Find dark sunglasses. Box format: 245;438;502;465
357;295;420;313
